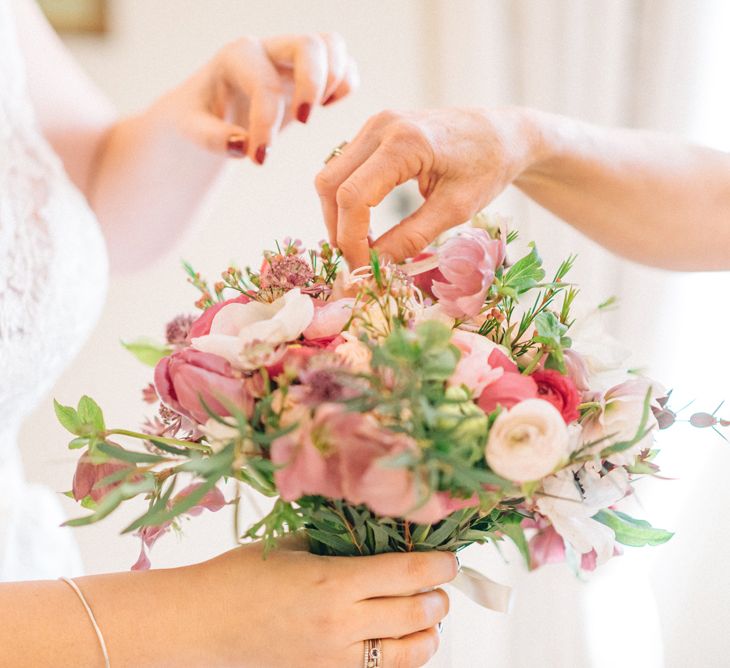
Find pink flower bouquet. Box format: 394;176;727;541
56;221;727;584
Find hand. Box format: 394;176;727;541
156;33;358;164
195;540;456;667
315;107;540;267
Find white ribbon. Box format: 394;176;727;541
450;566;513;613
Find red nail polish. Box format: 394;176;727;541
296;102;312;123
322;94;336;106
226;136;247;158
255;145;268;165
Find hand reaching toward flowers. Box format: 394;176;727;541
315;107;730;271
15;0;358;270
0;540;455;667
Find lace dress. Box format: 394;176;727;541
0;0;108;580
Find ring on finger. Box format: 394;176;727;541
363;638;382;668
324;140;348;164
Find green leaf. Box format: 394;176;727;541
307;528;359;555
497;518;530;567
64;476;156;527
122;338;172;367
54;399;84;436
502;243;545;294
97;442;168;464
68;437;90;450
77;395;105;433
593;509;673;547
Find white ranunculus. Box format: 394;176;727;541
486;399;569;483
191;289;314;370
536;465;631;564
583;377;662;466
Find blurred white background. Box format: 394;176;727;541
18;1;730;666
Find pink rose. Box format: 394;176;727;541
531;369;581;423
449;330;505;396
72;454;134;503
188;294;251;339
432;229;506;319
303;298;355;340
477;350;538;414
154;348;253;424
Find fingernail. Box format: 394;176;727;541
322;93;336;106
296;102;312;123
438;621;444;635
255;145;268;165
455;554;462;571
226;135;247;158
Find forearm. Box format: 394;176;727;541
88;97;225;274
0;565;213;668
514;109;730;270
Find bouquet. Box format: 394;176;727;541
56;215;726;608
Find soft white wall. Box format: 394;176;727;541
20;0;430;573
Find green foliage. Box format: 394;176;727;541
593;509;673;547
500;243;546;297
55;396;105;441
122;338;172;367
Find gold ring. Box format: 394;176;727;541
363;638;382;668
324;140;348;164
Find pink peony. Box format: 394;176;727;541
410;252;446;300
154;348;253;424
531;369;581;423
449;330;505;396
432;229;506;319
188;294;251;339
302;298;355;340
72;454;134;503
272;405;474;524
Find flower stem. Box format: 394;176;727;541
106;429;212;453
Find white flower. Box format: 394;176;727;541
536;465;631;564
334;332;372;373
486;399;569;483
570;307;630;391
191;289;314;370
414;303;455;328
201;418;242;453
583;377;662;466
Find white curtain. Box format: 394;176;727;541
422;2;730;666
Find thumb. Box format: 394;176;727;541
182;112;250;158
373;190;471;263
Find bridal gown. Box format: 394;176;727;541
0;0;108;581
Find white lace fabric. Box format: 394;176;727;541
0;0;108;580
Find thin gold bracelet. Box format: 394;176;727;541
59;576;111;668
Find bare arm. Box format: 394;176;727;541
0;543;455;667
13;0;357;272
315;107;730;271
516;109;730;270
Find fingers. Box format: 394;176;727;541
355;589;450;640
220;39;285;163
340;550;458;600
324;55;360;106
319;32;349;102
264;34;328;121
346;627;441;668
182;111;249;157
373;186;475;262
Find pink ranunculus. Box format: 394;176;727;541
131;483;226;571
477;367;538;414
449;330;505;396
531;369;581;424
72;454;134;503
188;294;251;339
303;298;355;340
154;348;252;424
432;229;506;319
